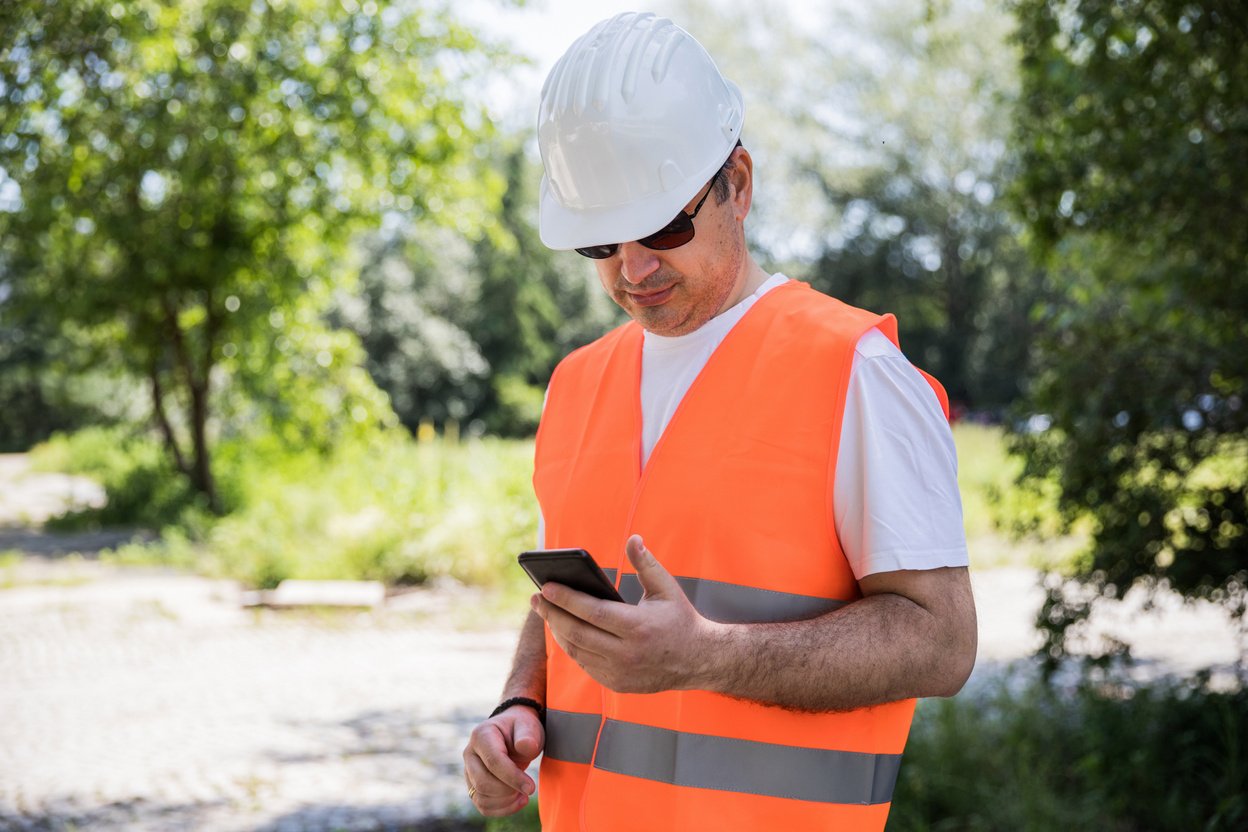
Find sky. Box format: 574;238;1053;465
456;0;827;128
457;0;687;127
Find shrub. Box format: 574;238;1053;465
101;432;539;590
890;673;1247;831
29;427;207;530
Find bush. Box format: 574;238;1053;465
35;423;1060;588
99;432;539;590
28;426;208;530
890;673;1247;831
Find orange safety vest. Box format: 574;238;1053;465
533;280;949;831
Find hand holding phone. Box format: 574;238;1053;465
518;548;625;602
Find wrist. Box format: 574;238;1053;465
684;619;735;692
490;696;546;726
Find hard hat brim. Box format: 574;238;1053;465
537;128;741;252
537;175;701;251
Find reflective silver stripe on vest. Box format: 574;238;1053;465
601;570;846;623
544;709;601;764
594;719;901;805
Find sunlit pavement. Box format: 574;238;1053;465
969;566;1243;689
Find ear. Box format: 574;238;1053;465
727;145;754;222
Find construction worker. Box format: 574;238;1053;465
463;12;977;831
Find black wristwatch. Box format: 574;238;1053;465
490;696;546;726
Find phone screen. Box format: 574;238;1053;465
518;548;625;602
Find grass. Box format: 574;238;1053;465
0;549;22;588
953;422;1081;571
23;423;1065;597
94;432;542;591
29;426;201;530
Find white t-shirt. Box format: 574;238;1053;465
538;274;969;579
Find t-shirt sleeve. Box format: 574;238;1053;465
833;328;970;579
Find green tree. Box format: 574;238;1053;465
329;220;491;432
0;298;73;451
0;0;501;510
332;139;620;436
1010;0;1248;662
468;139;621;435
678;0;1049;412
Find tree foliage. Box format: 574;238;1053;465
1010;0;1248;661
467;141;622;435
801;0;1041;411
0;0;501;508
678;0;1049;412
332;139;620;437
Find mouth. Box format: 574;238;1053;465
625;285;675;308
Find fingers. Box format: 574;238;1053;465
464;753;530;816
534;593;618;660
463;709;544;817
536;580;633;637
463;720;536;807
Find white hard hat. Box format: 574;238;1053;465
537;12;745;251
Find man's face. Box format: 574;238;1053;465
591;163;750;337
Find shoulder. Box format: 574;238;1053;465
853;327;902;360
774;281;884;329
848;331;945;418
759;282;894;361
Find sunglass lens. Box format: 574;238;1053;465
575;244;619;259
639;215;695;251
574;208;697;258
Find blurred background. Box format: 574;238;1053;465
0;0;1244;829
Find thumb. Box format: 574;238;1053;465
626;534;681;600
509;711;544;765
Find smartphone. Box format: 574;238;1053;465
518;548;625;602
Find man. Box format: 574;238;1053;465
463;11;977;831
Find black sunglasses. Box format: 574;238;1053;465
575;178;716;260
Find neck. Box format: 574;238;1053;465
719;255;770;315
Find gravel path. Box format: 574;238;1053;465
0;566;518;832
0;454;1241;831
0;455;518;831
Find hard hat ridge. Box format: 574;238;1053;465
543;13;683;115
618;15;684;101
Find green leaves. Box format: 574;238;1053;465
1012;0;1248;293
1010;0;1248;661
0;0;501;500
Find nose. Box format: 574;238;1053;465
617;241;660;285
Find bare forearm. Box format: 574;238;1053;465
501;611;547;703
693;581;976;712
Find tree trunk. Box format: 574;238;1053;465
163;295;222;514
187;374;218;514
149;362;190;478
942;222;972;406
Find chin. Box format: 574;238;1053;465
635;308;704;337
